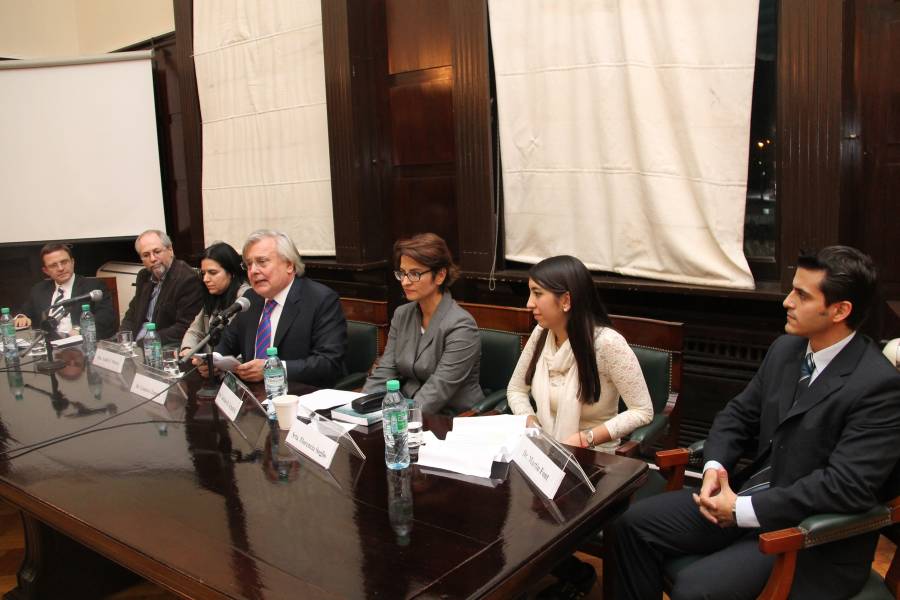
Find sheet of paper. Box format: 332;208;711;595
417;439;497;479
296;389;365;416
195;352;242;372
451;413;527;435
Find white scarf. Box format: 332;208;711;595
531;332;583;442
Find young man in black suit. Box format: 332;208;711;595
613;246;900;600
15;243;117;339
201;229;347;388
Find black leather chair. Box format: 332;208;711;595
462;328;524;415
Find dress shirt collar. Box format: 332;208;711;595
805;331;856;383
57;273;76;296
269;276;294;308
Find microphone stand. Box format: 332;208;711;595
181;314;233;400
35;308;68;372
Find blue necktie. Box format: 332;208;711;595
254;300;277;359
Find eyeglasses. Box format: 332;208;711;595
45;258;72;271
242;257;273;271
393;269;432;282
140;247;169;261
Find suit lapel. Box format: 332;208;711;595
415;292;452;362
782;334;865;423
273;277;302;349
777;347;805;422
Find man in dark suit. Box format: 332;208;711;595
614;246;900;600
210;229;346;387
120;230;204;346
15;243;117;339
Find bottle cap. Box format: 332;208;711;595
1;307;9;315
81;304;90;311
386;379;400;392
266;347;278;357
146;323;156;331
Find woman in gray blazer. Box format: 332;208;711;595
363;233;484;414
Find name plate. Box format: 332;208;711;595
513;436;566;499
214;381;244;422
286;420;339;469
130;373;170;404
92;348;126;373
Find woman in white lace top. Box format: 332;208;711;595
507;255;653;451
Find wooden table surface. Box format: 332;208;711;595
0;349;646;599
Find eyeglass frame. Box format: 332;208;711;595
44;258;73;271
393;268;433;282
241;256;274;271
139;247;171;261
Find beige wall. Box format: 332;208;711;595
0;0;173;59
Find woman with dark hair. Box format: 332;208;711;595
507;255;652;451
363;233;484;414
179;242;250;355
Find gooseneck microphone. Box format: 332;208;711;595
209;296;251;326
49;289;104;309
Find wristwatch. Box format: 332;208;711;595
582;428;595;448
731;501;738;526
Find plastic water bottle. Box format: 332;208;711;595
6;362;24;400
1;307;18;363
263;346;286;420
382;379;410;469
80;304;97;356
143;322;163;369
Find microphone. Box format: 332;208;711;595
209;296;251;326
49;289;104;310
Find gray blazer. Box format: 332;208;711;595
363;292;484;414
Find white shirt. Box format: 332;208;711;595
51;275;76;335
257;278;294;355
705;331;857;528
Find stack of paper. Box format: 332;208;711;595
297;389;365;416
417;414;530;479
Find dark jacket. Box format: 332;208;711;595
20;275;117;340
216;276;347;387
706;333;900;599
120;259;204;346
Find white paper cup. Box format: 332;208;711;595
272;395;300;430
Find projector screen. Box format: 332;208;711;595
0;52;165;244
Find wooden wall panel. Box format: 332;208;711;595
389;76;454;165
777;0;846;289
386;0;451;74
450;0;495;273
390;175;458;257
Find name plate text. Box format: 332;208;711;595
130;373;170;404
92;348;126;373
286;421;339;469
513;436;566;499
215;382;244;422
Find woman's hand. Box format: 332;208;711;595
562;431;586;448
526;415;541;429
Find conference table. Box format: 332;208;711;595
0;345;647;599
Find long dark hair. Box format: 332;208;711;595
524;255;611;405
200;242;247;317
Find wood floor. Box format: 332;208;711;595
0;499;894;599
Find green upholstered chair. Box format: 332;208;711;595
652;444;900;600
456;302;534;417
608;314;684;459
334;298;388;391
334;320;380;391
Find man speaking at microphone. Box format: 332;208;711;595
199;229;347;387
15;243;116;339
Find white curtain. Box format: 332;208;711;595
489;0;758;289
193;1;334;255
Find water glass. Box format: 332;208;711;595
407;406;423;448
162;346;181;377
116;330;135;355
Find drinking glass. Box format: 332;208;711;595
407;406;423;448
116;330;135;355
162;346;181;377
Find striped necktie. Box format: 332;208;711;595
49;287;65;319
254;300;277;359
798;352;816;390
